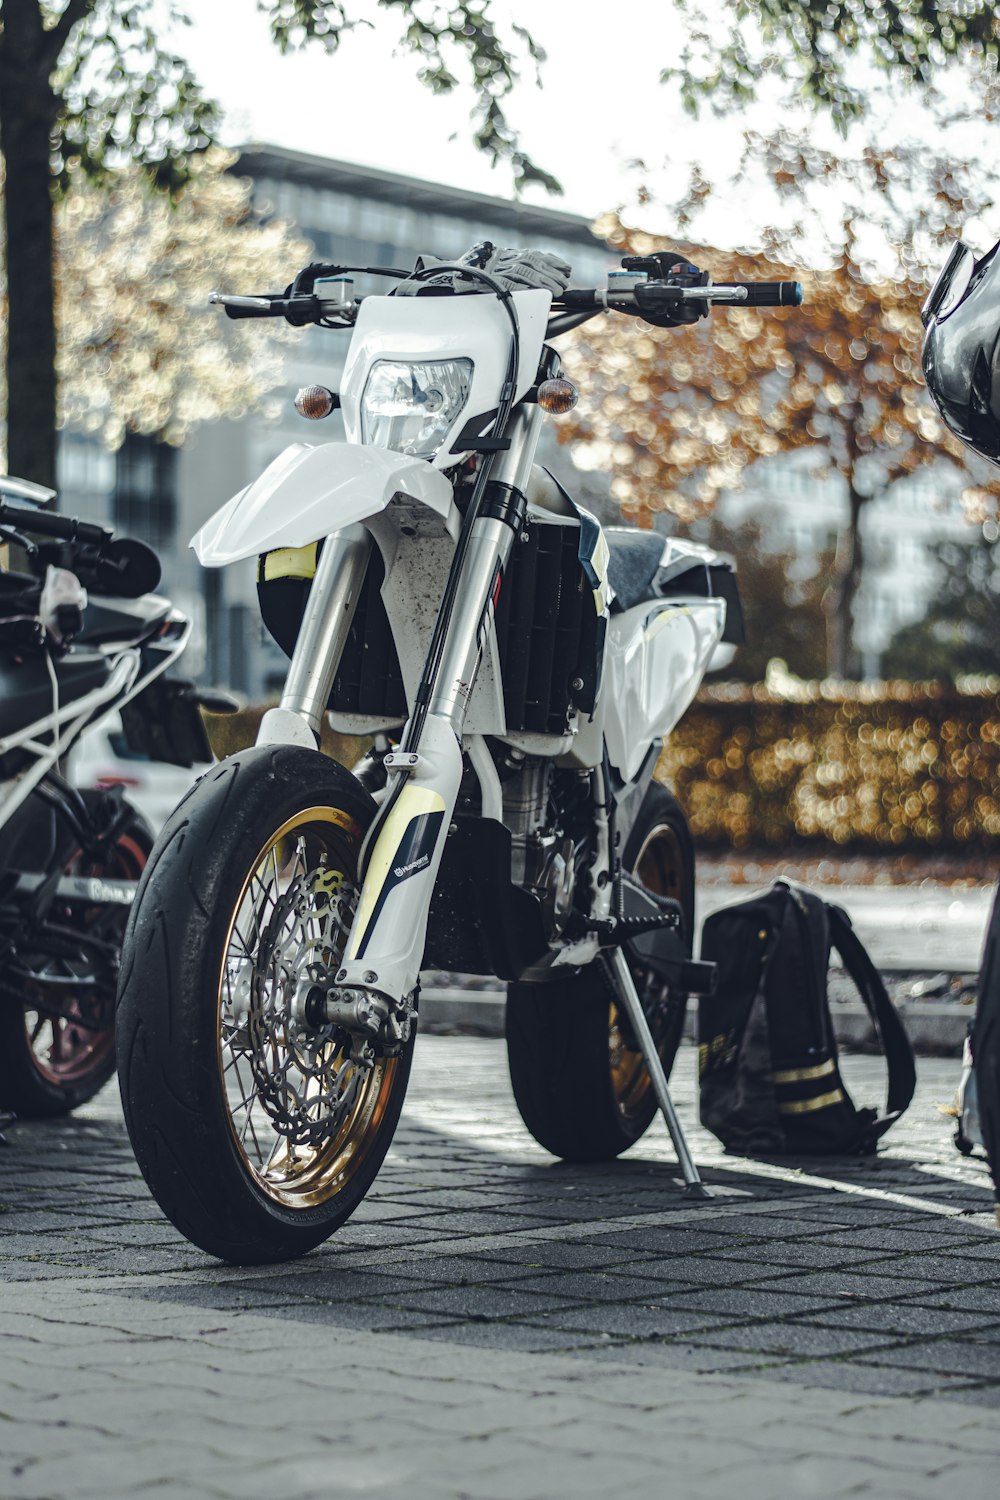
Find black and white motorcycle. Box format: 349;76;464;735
116;246;803;1263
0;475;213;1121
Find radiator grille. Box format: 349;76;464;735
264;517;590;734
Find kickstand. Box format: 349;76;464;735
602;946;711;1200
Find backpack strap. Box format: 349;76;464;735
828;905;916;1139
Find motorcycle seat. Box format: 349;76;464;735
604;528;666;611
0;649;110;741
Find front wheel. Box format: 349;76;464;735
117;746;413;1264
0;792;152;1118
506;782;694;1162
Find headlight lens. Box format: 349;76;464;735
360;358;473;459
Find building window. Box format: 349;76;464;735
57;435;115;498
114;433;177;549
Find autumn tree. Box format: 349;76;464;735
562;140;1000;677
51;151;305;446
701;516;829;682
882;528;1000;682
3;2;999;494
0;0;553;492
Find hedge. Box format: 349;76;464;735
206;680;1000;854
657;680;1000;851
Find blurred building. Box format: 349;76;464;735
57;145;613;696
717;452;978;678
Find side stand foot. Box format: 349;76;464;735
602;947;709;1197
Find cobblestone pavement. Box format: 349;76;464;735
2;1038;1000;1499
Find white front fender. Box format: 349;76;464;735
191;442;458;566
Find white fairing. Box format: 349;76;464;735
191;443;458;565
340;289;551;466
602;598;726;781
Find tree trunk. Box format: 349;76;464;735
825;482;865;678
0;2;61;492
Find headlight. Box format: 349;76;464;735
360;358;473;460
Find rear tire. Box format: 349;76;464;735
0;793;152;1118
506;782;694;1162
117;746;413;1264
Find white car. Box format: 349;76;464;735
72;712;202;832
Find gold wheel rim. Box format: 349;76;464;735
608;819;687;1123
216;806;398;1210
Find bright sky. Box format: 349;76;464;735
165;2;990;268
166;1;781;223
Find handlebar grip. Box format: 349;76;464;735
223;302;284;319
559;288;602;310
215;294;320;327
726;281;803;307
0;501;110;547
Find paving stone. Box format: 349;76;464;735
911;1286;1000;1313
366;1282;581;1319
759;1360;989;1401
663;1286;845;1318
4;1037;1000;1498
760;1267;950;1297
573;1340;786;1374
852;1340;1000;1379
530;1304;737;1339
698;1322;893;1358
494;1269;698;1302
702;1239;900;1270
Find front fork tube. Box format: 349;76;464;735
338;409;542;1008
337;709;464;1006
257;524;372;748
337;501;523;1006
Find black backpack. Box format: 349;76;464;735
698;880;916;1157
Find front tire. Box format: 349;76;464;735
117;746;413;1264
506;782;694;1162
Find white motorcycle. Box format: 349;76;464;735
116;246;803;1263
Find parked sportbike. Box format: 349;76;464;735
0;475;212;1120
117;245;803;1263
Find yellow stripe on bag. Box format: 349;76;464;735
772;1059;837;1085
778;1088;846;1115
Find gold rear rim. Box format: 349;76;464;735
608;819;687;1123
216;806;398;1210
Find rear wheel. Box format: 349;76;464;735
117;746;413;1264
0;793;152;1118
506;782;694;1161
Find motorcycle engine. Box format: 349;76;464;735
501;756;587;939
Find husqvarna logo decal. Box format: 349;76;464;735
352;809;444;960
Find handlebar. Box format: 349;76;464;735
556;281;803;312
0;500;111;548
0;501;161;599
209;266;805;334
208;291;321;325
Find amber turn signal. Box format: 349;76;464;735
537;377;578;414
294;385;338;419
